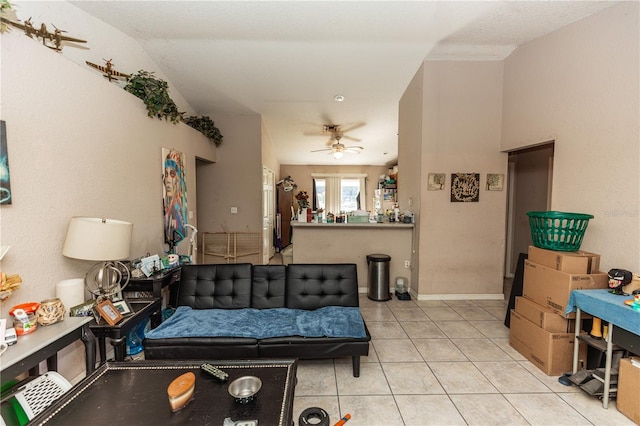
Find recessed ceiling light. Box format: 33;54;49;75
334;94;345;102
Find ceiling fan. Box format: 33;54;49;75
311;135;363;159
310;124;364;159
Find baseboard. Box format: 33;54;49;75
360;287;504;301
416;293;505;301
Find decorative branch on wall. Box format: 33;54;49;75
184;115;223;146
124;70;184;123
451;173;480;202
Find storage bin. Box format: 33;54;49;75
527;211;593;252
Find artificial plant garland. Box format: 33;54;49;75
184;115;223;146
124;70;183;123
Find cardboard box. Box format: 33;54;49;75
509;309;576;376
515;296;574;333
617;357;640;424
522;260;609;316
528;246;601;274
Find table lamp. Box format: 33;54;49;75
62;217;133;300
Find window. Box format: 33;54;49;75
340;179;360;212
312;174;367;214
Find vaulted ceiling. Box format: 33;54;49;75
71;1;616;166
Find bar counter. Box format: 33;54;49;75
290;221;414;292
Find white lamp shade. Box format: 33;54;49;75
63;217;133;261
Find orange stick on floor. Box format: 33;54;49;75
334;413;351;426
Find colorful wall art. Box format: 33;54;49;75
0;121;12;205
162;148;188;252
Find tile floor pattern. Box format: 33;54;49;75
291;295;635;426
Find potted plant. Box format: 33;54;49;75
124;70;183;123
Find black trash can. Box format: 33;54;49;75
367;254;391;301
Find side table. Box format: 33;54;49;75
90;298;162;363
566;289;640;408
125;267;181;307
1;317;95;386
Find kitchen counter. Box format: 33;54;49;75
290;221;415;293
291;221;414;229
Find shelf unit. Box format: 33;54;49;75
573;324;627;405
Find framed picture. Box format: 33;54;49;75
486;173;504;191
69;300;96;318
112;299;132;316
427;173;446;190
451;173;480;202
95;299;124;326
0;121;13;205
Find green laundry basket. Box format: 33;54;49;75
527;211;594;252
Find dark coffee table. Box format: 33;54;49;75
30;359;297;425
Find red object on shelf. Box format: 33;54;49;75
9;302;40;316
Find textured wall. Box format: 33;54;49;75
501;2;639;272
0;18;214;380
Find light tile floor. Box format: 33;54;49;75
291;295;635;426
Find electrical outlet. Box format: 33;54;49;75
404;260;411;268
230;207;238;214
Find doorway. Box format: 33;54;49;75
505;142;555;277
262;166;275;264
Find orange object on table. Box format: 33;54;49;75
9;302;40;335
9;302;40;316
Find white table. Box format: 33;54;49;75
1;316;95;384
566;289;640;408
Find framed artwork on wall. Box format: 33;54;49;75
162;148;189;253
451;173;480;202
0;121;12;205
486;174;505;191
427;173;446;190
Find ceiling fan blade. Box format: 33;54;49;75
341;134;361;142
339;122;366;133
346;146;364;151
310;148;333;153
345;149;362;154
303;131;326;137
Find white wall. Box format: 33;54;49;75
0;12;215;380
501;2;639;272
402;61;507;298
195;113;264;235
397;65;424;294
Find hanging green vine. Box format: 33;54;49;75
124;70;183;123
184;115;223;146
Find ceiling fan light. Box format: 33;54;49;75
333;151;344;159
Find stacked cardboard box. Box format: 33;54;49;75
509;246;606;375
617;356;640;423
